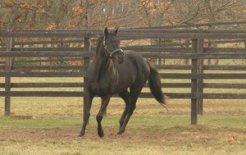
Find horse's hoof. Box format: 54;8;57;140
117;129;125;135
98;132;104;138
98;131;104;138
78;132;85;137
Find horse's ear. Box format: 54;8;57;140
114;27;119;35
104;27;108;37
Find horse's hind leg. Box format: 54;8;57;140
118;88;141;135
118;90;130;129
96;96;111;137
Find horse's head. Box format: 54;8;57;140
97;27;124;64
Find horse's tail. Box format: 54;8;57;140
148;63;166;105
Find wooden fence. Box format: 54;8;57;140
0;24;246;124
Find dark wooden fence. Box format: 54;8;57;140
0;22;246;124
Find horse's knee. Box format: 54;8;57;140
96;115;103;122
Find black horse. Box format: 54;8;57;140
79;28;166;137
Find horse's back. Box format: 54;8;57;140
118;50;148;71
124;50;150;73
116;50;150;90
123;50;145;60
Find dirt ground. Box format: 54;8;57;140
0;124;245;148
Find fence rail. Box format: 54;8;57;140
0;24;246;124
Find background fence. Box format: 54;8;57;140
0;22;246;124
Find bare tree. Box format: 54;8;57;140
136;0;174;27
0;0;245;30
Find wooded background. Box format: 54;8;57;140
0;0;245;30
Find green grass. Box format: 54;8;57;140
0;117;80;129
199;115;246;128
1;114;245;129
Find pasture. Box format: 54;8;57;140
0;25;245;154
0;95;245;155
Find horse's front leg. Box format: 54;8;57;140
97;96;111;137
79;92;93;137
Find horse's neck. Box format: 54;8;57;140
107;61;119;84
91;57;118;84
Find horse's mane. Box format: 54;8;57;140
95;36;104;56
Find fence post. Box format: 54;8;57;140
191;39;198;124
58;37;64;66
5;37;14;116
83;36;91;116
197;38;204;115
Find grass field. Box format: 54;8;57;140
0;97;246;155
0;59;246;154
